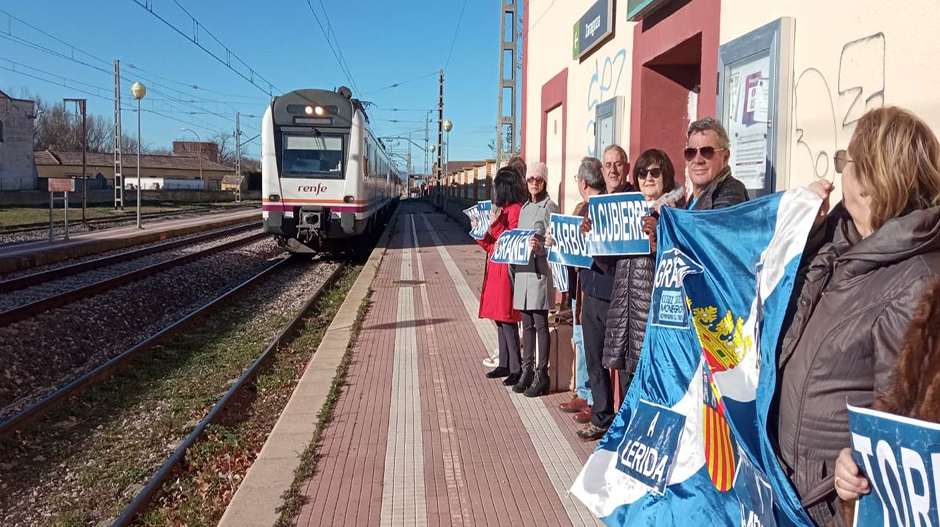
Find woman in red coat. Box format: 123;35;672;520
474;168;526;385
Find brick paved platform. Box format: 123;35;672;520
293;201;603;527
0;208;260;274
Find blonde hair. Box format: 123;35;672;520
847;106;940;230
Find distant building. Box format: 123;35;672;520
34;149;234;190
173;140;220;163
0;90;38;190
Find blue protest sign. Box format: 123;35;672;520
733;454;776;527
615;400;686;495
587;192;651;256
548;213;593;268
549;259;569;293
848;404;940;527
465;200;492;240
650;248;704;329
490;229;538;265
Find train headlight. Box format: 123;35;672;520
304;106;313;115
304;105;325;116
269;194;280;202
314;106;325;116
343;195;355;204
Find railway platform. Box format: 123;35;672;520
0;208;260;274
221;200;603;527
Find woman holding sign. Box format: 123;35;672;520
603;149;684;395
773;107;940;526
509;162;560;397
474;168;526;385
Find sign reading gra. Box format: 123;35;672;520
490;229;538;266
848;404;940;527
572;0;613;60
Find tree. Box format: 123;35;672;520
31;95;111;152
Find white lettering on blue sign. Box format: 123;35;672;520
587;193;651;256
615;400;686;495
548;214;593;268
491;229;537;265
848;404;940;527
584;15;602;38
651;249;704;329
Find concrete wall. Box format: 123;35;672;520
0;189;261;207
523;0;940;207
37;164;231;191
720;0;940;203
0;98;38;191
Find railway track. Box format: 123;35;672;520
112;262;346;527
0;234;280;439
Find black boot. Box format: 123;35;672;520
512;363;535;393
502;371;521;386
485;366;510;379
524;368;550;397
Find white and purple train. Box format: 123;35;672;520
261;86;401;252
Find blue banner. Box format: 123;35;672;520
571;189;823;527
490;229;538;265
848;404;940;527
548;213;593;268
464;200;492;240
587;193;652;256
549;259;569;293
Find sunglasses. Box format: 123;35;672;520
636;167;662;180
683;146;727;161
833;149;855;174
526;177;545;184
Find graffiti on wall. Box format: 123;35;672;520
585;48;627;157
794;33;886;180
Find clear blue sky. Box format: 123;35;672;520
1;0;514;171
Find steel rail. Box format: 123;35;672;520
0;231;267;327
0;206;226;235
0;255;297;440
111;261;347;527
0;222;260;295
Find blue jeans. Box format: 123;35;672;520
572;298;593;405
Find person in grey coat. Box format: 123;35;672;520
510;161;559;397
773;107;940;526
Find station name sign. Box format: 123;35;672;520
572;0;614;60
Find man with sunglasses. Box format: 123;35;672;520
683;117;749;211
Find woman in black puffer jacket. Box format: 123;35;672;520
601;149;684;395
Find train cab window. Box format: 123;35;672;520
282;134;344;179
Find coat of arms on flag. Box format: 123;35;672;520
571;189;824;526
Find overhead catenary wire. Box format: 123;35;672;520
362;71;439;96
443;0;470;71
130;0;281;96
302;0;362;96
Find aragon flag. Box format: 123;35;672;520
571;188;822;526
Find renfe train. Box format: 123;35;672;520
261;86;401;252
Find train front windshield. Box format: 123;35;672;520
282;134;345;179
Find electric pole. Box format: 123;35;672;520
496;0;519;165
437;69;444;184
235;112;242;202
113;60;124;210
64;98;87;223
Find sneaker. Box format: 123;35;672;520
482;348;499;367
576;423;608;442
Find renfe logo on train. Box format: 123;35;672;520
297;183;328;195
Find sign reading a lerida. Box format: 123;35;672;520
572;0;613;60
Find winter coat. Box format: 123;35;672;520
687;166;749;210
773;202;940;526
477;202;523;323
601;255;655;371
511;196;559;311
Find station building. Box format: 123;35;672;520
522;0;940;214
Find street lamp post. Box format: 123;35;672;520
180;128;204;187
131;82;146;229
443;120;453;199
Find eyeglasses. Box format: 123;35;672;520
636;167;662;180
683;146;727;161
526;177;545;184
833;149;854;174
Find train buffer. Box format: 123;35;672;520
220;199;603;527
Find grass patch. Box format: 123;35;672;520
132;265;365;527
0;205;184;227
0;262;343;526
273;284;375;527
